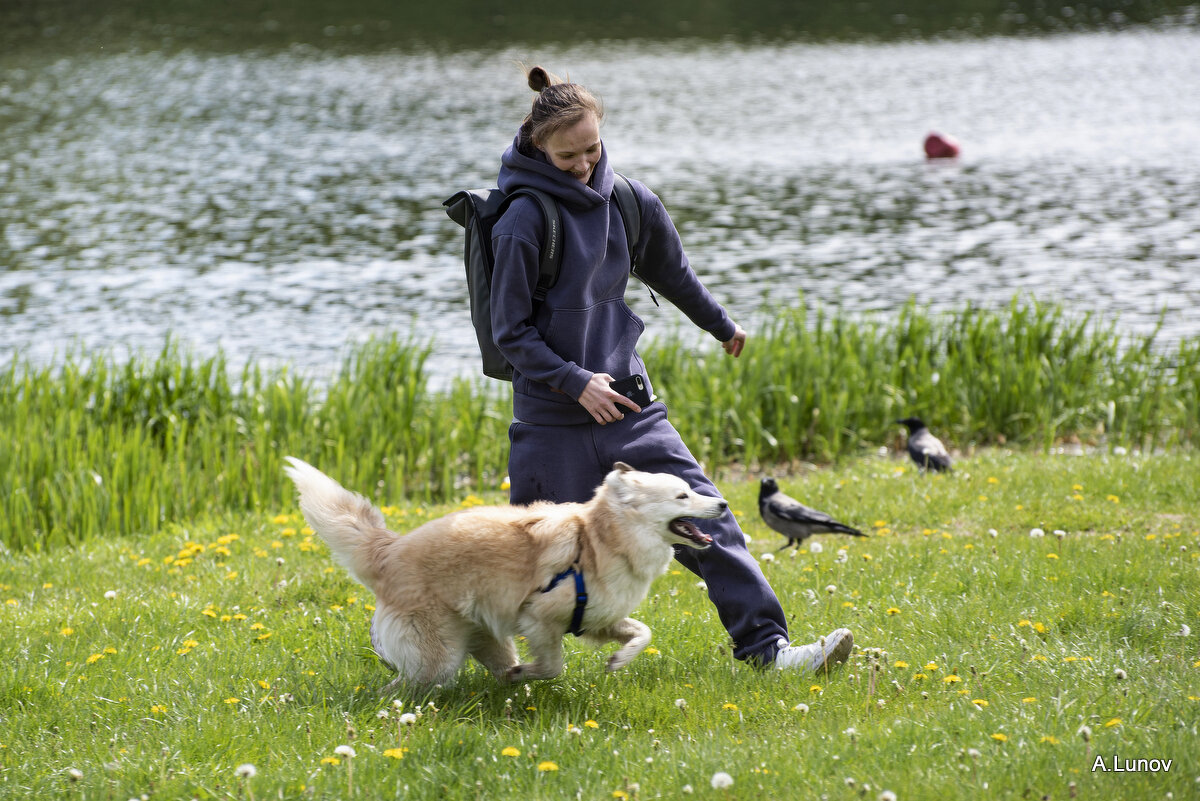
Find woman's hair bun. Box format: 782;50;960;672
527;66;555;92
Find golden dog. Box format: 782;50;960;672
283;457;724;689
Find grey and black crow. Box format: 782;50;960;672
896;417;952;472
758;478;867;551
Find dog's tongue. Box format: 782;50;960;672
671;519;713;546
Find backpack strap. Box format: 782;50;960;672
611;171;657;307
503;187;561;302
611;172;641;270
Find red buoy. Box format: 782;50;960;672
924;132;961;160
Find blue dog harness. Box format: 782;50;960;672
541;563;588;637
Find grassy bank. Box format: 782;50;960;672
1;449;1197;799
3;297;1198;550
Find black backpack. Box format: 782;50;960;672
443;173;642;381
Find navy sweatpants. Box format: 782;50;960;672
507;402;788;664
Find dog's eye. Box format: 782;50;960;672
677;492;689;499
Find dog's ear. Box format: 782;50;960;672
605;462;638;504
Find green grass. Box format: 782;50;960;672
4;297;1199;551
2;449;1197;799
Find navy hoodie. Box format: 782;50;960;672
491;134;736;425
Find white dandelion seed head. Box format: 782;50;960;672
104;591;117;600
66;768;84;781
761;552;775;562
1114;668;1127;680
334;745;356;758
1054;529;1066;540
987;528;998;537
682;784;694;794
627;783;640;794
879;791;898;801
835;549;849;563
675;698;687;709
844;727;858;738
398;713;418;726
1078;725;1092;742
825;584;837;594
845;777;857;787
276;557;285;566
376;709;389;719
1029;528;1045;538
236;763;257;778
810;542;823;554
393;699;405;710
711;771;734;790
1178;624;1192;637
967;748;981;759
567;725;582;735
696;581;707;590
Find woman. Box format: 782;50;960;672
490;66;852;672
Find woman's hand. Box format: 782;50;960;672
722;325;747;357
577;372;642;425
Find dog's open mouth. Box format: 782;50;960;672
669;518;713;548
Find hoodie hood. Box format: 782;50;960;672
498;133;614;212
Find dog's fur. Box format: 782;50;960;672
283;457;725;689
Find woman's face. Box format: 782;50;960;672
538;114;601;184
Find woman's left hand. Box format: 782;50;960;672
722;325;747;357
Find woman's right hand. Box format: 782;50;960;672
577;372;642;425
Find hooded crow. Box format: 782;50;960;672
758;478;866;551
896;417;952;472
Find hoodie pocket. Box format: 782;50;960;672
544;299;645;377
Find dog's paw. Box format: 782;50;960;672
501;665;526;684
606;651;635;673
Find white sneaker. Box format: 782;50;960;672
774;629;854;673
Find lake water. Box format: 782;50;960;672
3;28;1199;385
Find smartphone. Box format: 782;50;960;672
610;374;652;408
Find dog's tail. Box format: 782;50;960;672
283;456;391;589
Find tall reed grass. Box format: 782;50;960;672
2;298;1196;550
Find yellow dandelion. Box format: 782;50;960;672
250;622;265;630
722;703;739;711
271;514;290;524
972;699;988;707
1105;718;1122;728
224;697;240;704
537;761;559;772
645;647;660;655
613;792;629;800
60;627;74;636
886;607;901;616
86;653;104;664
150;705;167;715
1022;697;1038;704
987;477;999;484
255;632;272;641
810;684;823;693
893;660;909;669
991;733;1008;742
942;675;961;684
1106;495;1120;504
383;748;408;759
501;747;521;758
924;662;939;672
1040;736;1060;745
182;639;199;648
913;673;928;681
1046;553;1059;560
584;720;599;729
320;757;340;766
201;608;217;618
257;680;270;689
1033;622;1047;633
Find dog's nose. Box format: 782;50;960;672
715;499;728;512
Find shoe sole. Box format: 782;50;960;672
808;628;853;673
